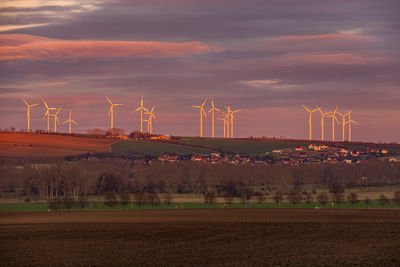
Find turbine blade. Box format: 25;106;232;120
106;96;112;105
42;98;48;109
72;120;79;125
21;98;28;106
31;104;39;107
201;98;208;107
301;105;310;112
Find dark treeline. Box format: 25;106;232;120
1;159;400;201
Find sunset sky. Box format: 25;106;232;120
1;0;399;142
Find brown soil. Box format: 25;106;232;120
1;209;400;266
0;132;115;158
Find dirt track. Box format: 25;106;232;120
1;209;400;266
0;132;115;158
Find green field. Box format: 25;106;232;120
172;138;311;154
1;200;399;211
111;140;214;155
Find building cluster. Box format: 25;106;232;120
156;144;397;166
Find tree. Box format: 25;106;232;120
365;197;372;209
120;192;131;208
134;191;147;207
164;192;173;206
317;192;329;208
104;192;118;208
224;192;235;206
378;194;390;207
240;186;254;207
204;191;216;207
288;188;302;207
63;196;75;210
393;191;400;205
304;192;313;205
273;191;283;206
256;194;266;205
147;192;160;208
347;192;359;208
332;192;345;207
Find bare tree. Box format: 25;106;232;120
240;186;254;207
317;192;329;208
393;191;400;205
332;192;345;207
256;194;266;205
224;192;235;206
304;192;313;205
378;194;390;207
134;191;147;207
120;192;131;208
147;192;160;208
164;192;173;206
365;197;372;209
273;191;283;206
347;192;359;208
288;188;302;207
104;192;118;208
204;191;216;207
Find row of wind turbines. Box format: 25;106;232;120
22;98;78;134
105;96;157;135
21;96;157;135
302;105;359;142
192;97;241;138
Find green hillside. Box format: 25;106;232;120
172;138;310;155
111;140;214;156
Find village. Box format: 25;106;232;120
157;144;397;166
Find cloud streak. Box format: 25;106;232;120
0;34;215;61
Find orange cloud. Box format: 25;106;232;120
0;34;216;61
270;34;374;42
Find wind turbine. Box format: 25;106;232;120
192;98;207;137
207;97;221;138
106;96;123;135
301;105;319;140
62;109;79;134
337;111;351;141
144;104;157;135
42;97;57;133
326;106;340;141
228;105;241;138
21;98;38;133
345;113;359;142
316;106;331;141
50;108;62;133
132;96;148;133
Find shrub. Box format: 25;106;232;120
104;192;118;208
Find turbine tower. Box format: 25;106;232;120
337;111;351;141
192;98;207;137
316;106;331;141
326;106;340;141
62;109;79;134
145;104;157;135
345;113;359;142
301;105;319;140
229;106;241;138
207;97;221;138
50;108;62;133
42;97;57;133
106;96;123;135
132;96;148;133
21;98;38;133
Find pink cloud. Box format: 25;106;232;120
293;53;384;65
0;34;216;61
270;33;374;42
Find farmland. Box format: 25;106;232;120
111;140;215;155
0;132;115;159
170;137;311;154
1;209;399;266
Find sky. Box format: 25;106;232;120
0;0;399;142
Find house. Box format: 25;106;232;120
272;149;282;154
381;149;389;154
351;150;359;157
150;134;171;141
308;144;315;150
295;146;303;151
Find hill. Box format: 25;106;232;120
0;132;115;159
111;140;215;156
